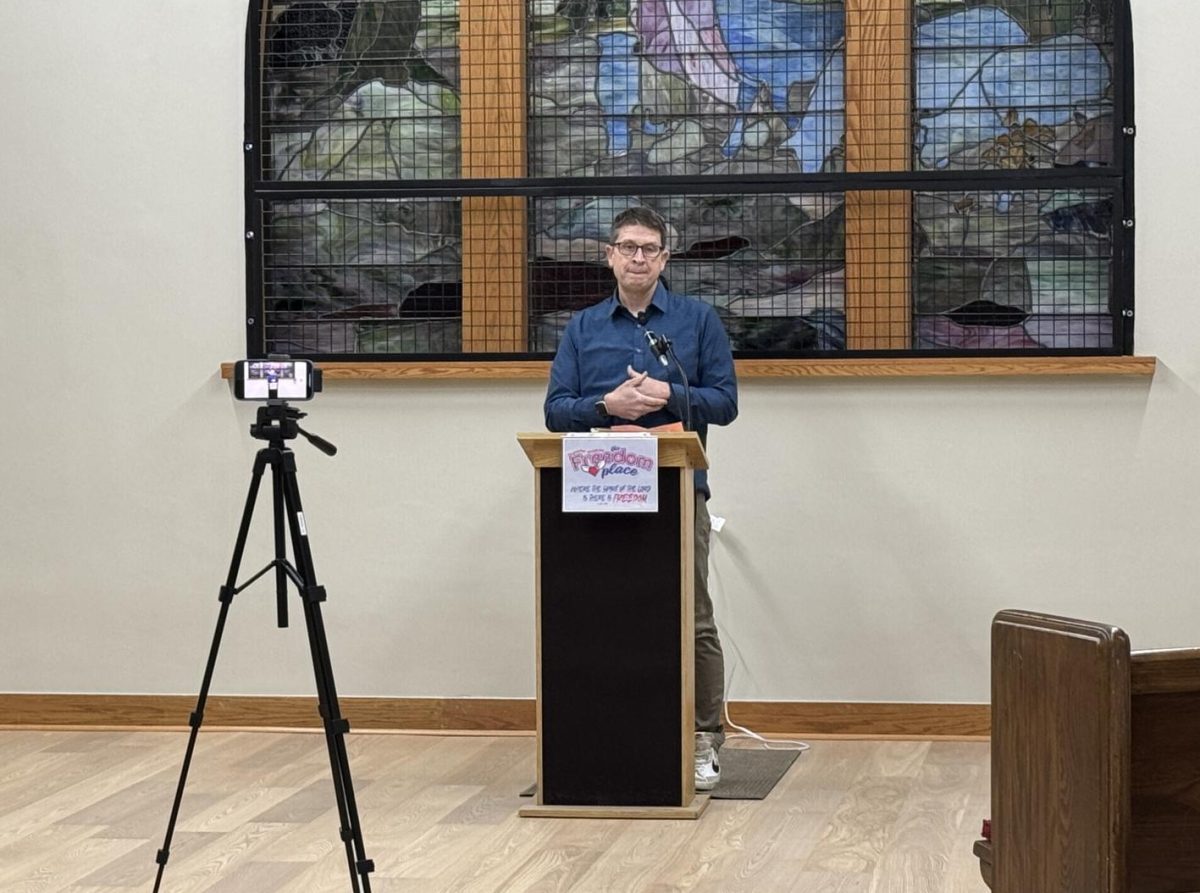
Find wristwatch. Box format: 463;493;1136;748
594;398;611;420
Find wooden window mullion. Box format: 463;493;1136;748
460;0;527;352
845;0;913;350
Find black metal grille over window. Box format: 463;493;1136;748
245;0;1133;360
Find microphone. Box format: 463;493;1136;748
636;310;648;325
643;330;692;431
644;330;670;368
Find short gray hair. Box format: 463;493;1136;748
610;206;668;249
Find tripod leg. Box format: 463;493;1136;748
278;450;375;893
273;461;289;629
152;449;271;893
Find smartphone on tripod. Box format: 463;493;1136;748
233;359;316;401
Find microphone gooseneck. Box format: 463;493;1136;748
643;330;692;431
666;339;693;433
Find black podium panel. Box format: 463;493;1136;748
538;466;684;806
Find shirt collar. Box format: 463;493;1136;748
607;281;669;320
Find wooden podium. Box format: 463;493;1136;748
516;432;710;819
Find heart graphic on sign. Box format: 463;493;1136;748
587;461;605;476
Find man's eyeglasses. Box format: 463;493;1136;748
611;241;665;259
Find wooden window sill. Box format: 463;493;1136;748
221;356;1155;382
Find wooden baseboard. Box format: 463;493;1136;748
727;701;990;738
0;694;535;732
0;694;989;739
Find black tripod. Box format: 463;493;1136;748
153;401;374;892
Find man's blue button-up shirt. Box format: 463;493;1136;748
544;282;738;497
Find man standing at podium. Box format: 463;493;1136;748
543;205;739;792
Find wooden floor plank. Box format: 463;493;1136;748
0;729;67;760
557;814;703;892
803;742;919;876
482;819;627;892
144;818;313;893
378;821;497;883
1;826;146;893
0;730;991;892
195;859;311;893
935;743;992;893
790;872;873;892
868;742;978;893
0;739;185;849
420;816;562;892
74;830;220;887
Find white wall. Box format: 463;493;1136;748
2;1;1197;704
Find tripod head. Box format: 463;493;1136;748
251;401;337;456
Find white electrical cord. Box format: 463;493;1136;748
710;511;809;753
722;662;810;753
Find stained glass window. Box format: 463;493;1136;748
914;2;1113;172
262;1;460;183
246;0;1132;360
911;1;1119;350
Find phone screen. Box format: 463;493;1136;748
240;360;312;400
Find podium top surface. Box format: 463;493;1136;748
517;432;709;470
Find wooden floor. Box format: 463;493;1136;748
0;729;990;892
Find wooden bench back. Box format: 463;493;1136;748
992;609;1131;893
1128;649;1200;893
991;610;1200;893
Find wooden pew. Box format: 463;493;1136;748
974;610;1200;893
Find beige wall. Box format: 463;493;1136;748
1;1;1196;704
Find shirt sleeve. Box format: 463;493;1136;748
681;305;738;427
544;317;608;432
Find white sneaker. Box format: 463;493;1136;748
695;732;721;792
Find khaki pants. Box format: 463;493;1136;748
694;496;725;747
